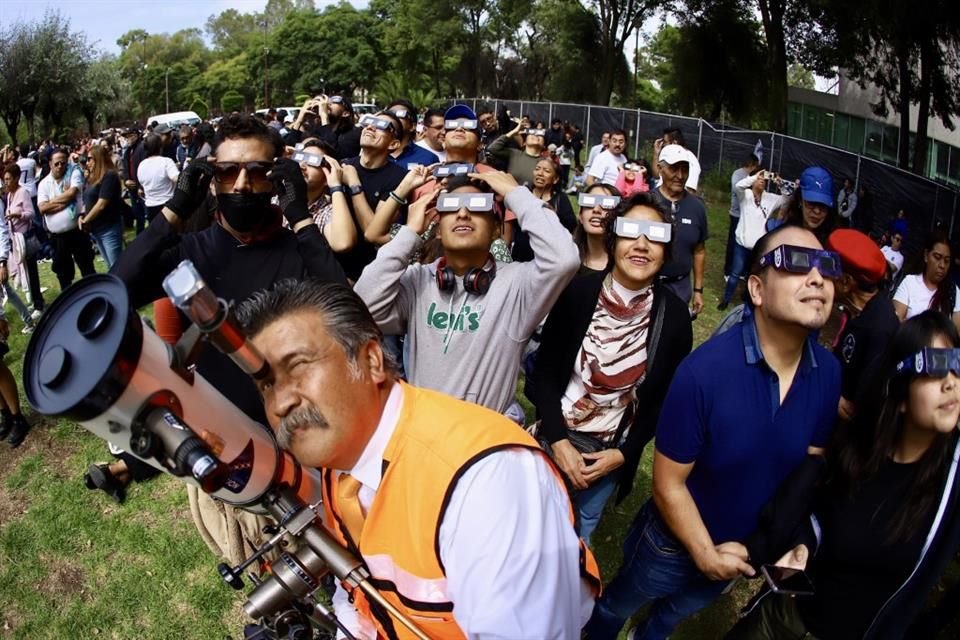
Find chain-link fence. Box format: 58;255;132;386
449;98;960;255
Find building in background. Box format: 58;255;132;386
788;74;960;188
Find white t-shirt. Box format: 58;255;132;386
416;139;446;163
585;143;605;171
588;149;627;186
37;169;83;233
16;157;38;197
137;156;179;207
881;246;904;278
893;274;960;319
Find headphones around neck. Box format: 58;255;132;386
435;255;497;295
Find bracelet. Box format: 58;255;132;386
389;191;408;206
693;287;704;293
347;184;363;196
329;185;345;195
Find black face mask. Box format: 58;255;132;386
217;192;273;233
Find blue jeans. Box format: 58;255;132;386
585;501;731;640
576;470;620;545
90;222;124;269
721;243;751;306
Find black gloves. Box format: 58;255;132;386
165;159;215;220
269;158;310;227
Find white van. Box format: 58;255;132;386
145;111;202;129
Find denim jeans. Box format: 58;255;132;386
576;470;620;545
585;501;731;640
129;191;147;235
90;222;124;269
721;243;752;306
3;283;33;324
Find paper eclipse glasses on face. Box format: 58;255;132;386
359;115;398;136
292;151;328;168
757;244;842;279
896;348;960;378
329;95;344;104
615;217;672;243
623;162;642;172
578;193;621;210
388;108;414;122
523;128;546;136
434;163;474;178
444;119;479;131
436;192;495;213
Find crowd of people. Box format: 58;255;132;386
3;94;960;639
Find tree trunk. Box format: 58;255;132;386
599;47;616;105
758;1;788;131
1;114;20;147
912;39;934;175
896;43;912;170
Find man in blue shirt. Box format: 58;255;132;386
386;99;440;169
586;225;841;640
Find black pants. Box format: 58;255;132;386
22;255;44;312
50;229;96;290
724;215;739;277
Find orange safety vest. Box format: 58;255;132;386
321;382;601;640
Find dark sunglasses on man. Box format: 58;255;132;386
896;348;960;379
212;160;275;184
359;115;398;137
756;245;842;279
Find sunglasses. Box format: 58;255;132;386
623;163;642;172
359;115;398;136
523;128;546;136
436;192;495;213
615;217;672;243
896;348;960;378
444;119;479;131
756;244;842;279
434;163;474;178
578;193;621;210
212;160;275;184
292;151;328;169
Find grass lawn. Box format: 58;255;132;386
1;182;957;639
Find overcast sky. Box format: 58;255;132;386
7;1;366;55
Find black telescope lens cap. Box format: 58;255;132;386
23;274;142;420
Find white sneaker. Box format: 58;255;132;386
30;310;42;321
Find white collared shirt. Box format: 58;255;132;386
333;383;594;639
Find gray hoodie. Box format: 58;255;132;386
354;187;580;414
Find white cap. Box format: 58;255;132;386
659;144;691;165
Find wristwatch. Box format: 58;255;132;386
693;287;704;293
347;184;363;196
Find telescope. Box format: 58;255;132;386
23;262;428;640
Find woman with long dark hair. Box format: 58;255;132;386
574;183;621;273
894;231;960;329
512;157;576;262
529;191;692;544
80;144;125;268
766;166;837;244
729;311;960;639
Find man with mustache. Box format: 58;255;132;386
237;279;600;639
586;225;841;640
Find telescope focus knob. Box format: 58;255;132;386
218;562;245;590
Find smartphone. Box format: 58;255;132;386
761;565;815;597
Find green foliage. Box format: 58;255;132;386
787;63;816;90
221;90;245;113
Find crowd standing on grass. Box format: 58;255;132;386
2;93;960;639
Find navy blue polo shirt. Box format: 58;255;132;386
655;313;840;544
392;142;439;170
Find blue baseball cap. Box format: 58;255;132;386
444;104;478;121
799;166;834;207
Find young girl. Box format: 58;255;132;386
730;310;960;640
615;160;649;198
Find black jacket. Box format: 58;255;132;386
527;270;693;503
743;433;960;640
112;214;347;422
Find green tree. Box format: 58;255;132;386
77;55;130;134
585;0;659;105
221;90;245;113
787;62;816;90
206;9;259;57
